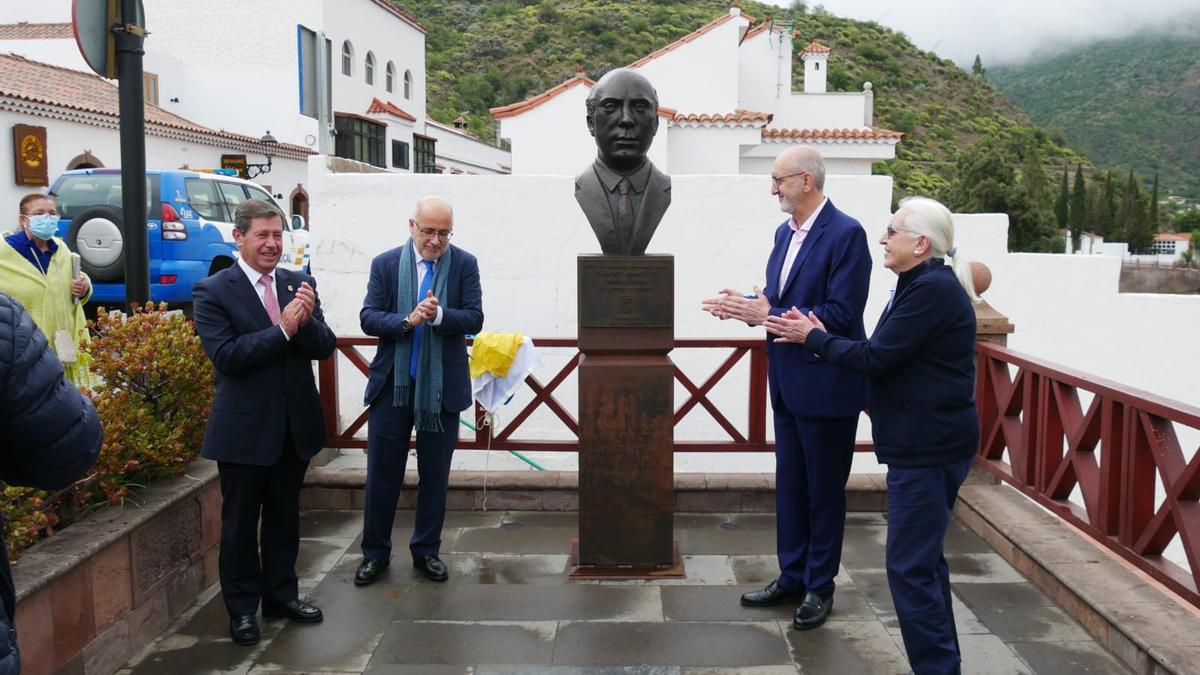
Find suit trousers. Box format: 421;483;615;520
361;380;459;562
773;412;857;597
886;456;974;675
217;432;309;617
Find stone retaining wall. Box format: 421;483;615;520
12;461;220;675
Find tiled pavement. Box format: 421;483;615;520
119;510;1131;674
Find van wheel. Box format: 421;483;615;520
68;205;125;282
208;256;234;276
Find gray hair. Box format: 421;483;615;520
233;198;285;233
779;146;826;192
896;196;978;302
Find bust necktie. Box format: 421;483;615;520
617;177;634;239
410;259;435;379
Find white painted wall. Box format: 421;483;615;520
669;125;760;175
802;53;828;93
632;15;745;114
738;29;792;115
773;92;868;129
307;161;1200;477
142;0;322;150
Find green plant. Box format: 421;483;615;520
81;304;213;505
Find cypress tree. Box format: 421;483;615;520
1149;173;1160;232
972;55;986;78
1006;141;1061;252
1099;171;1116;238
1069;164;1086;252
1055;166;1069;229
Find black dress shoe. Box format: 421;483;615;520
740;580;805;607
413;555;449;582
793;592;834;630
355;558;390;586
262;598;323;623
229;614;259;646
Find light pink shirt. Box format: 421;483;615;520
778;197;827;292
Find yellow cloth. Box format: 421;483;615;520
470;331;524;379
0;236;92;384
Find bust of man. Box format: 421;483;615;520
575;68;671;256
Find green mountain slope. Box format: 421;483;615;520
394;0;1087;201
990;27;1200;199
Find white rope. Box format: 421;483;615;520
479;410;497;511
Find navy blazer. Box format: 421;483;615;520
806;261;979;467
193;266;336;466
763;200;871;419
360;244;484;412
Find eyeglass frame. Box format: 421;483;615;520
409;219;454;240
770;171;810;189
884;224;923;240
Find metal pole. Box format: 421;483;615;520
115;0;148;308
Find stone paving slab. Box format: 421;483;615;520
119;510;1132;674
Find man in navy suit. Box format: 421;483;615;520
703;146;870;630
193;199;336;646
354;195;483;587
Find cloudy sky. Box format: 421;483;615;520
768;0;1200;66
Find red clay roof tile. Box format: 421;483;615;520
762;127;903;142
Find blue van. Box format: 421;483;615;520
49;168;311;306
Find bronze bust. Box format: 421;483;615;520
575;68;671;256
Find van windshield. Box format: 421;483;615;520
51;174;159;220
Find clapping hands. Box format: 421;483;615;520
280;282;316;336
700;286;770;326
763;307;826;344
407;290;439;327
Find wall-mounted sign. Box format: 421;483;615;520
221;154;247;178
13;124;48;187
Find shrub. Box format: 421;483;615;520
2;304;213;559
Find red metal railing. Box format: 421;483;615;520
316;336;875;454
975;341;1200;608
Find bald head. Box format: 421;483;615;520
413;195;453;222
774;146;825;192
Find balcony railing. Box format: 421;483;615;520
316;336;1200;609
975;341;1200;608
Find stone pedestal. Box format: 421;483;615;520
570;255;683;578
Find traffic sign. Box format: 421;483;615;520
72;0;144;79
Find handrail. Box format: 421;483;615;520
975;341;1200;608
316;336;873;454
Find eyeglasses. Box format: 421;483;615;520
770;171;809;188
884;225;921;239
415;226;453;240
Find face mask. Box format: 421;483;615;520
26;213;59;239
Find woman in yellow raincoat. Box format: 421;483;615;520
1;193;91;383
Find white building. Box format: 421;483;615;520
1070;230;1194;265
491;6;900;176
0;0;510;222
0;52;311;217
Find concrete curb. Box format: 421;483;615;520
956;483;1200;675
300;467;889;512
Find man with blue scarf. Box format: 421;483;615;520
355;195;484;586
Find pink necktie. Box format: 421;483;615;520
259;274;281;325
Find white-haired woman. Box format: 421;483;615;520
765;196;979;675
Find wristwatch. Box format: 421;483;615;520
400;316;413;332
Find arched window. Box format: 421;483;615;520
365;52;375;85
403;69;413;100
386;61;396;93
341;41;353;76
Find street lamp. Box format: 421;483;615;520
245;131;278;179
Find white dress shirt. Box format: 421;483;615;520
412;242;444;326
778;197;827;292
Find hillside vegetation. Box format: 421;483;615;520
990;27;1200;200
